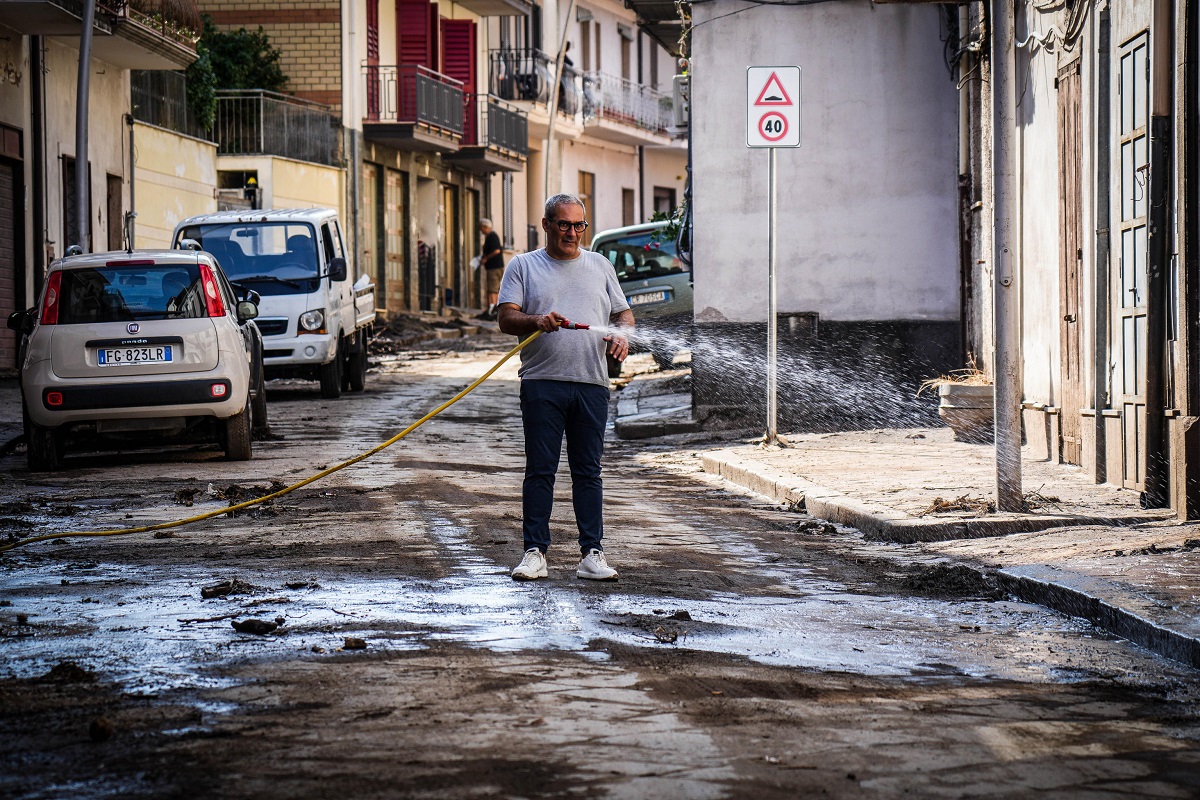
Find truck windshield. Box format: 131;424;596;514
177;223;321;295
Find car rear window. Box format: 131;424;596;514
593;231;685;282
58;264;206;324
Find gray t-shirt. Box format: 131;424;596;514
498;248;630;387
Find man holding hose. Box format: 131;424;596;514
497;193;634;581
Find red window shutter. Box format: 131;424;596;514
366;0;380;118
440;19;476;142
396;0;432;66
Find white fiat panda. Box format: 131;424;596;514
7;249;265;470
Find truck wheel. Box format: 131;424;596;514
251;358;270;438
319;337;343;399
26;415;62;472
222;402;253;461
347;329;367;392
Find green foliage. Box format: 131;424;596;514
648;205;685;245
199;17;289;93
185;44;217;130
184;16;288;131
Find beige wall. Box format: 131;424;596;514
133;122;218;248
218;155;344;218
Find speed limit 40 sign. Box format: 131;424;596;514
747;66;800;148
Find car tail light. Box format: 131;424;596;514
198;263;226;318
211;383;228;398
40;271;62;325
46;391;63;407
106;259;156;266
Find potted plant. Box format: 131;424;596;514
919;361;994;443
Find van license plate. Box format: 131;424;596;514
629;290;668;306
97;345;173;366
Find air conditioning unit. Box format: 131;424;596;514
672;74;689;129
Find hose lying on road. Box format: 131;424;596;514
0;330;544;555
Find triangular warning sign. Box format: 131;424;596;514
754;72;793;106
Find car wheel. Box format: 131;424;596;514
251;357;270;438
221;402;253;461
319;336;343;399
26;415;62;472
347;329;368;392
606;353;624;379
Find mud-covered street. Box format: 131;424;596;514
3;333;1200;798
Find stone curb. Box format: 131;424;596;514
701;448;1200;668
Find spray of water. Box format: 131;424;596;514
575;322;941;432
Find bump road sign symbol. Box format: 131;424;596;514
746;66;800;148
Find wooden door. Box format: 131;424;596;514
1117;33;1150;490
1058;61;1084;465
439;184;459;306
384;167;408;311
106;174;123;251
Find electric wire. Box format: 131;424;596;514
0;329;545;555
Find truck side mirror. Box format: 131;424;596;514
236;300;259;323
328;257;348;282
7;310;32;334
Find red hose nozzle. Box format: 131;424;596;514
561;319;590;330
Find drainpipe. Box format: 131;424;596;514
125;113;135;250
991;0;1023;511
543;0;576;204
1093;5;1111;484
30;35;46;291
74;0;96;252
1142;0;1174;508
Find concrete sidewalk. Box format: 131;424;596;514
615;369;1200;669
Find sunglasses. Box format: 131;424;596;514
550;219;589;232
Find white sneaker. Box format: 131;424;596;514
576;549;618;581
511;548;548;580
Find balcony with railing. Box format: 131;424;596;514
488;49;583;136
581;72;675;146
130;69;210;140
444;94;529;174
363;64;464;152
213;90;340;167
0;0;199;68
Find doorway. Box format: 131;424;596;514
1058;60;1083;465
440;184;460;307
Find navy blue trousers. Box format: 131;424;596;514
520;379;609;555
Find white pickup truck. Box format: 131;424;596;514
173;208;376;398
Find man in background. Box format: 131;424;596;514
480;219;505;320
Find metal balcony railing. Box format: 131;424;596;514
212;89;340;166
364;64;464;136
488;49;582;117
582;72;673;134
102;0;202;48
130;69;209;139
462;94;529;156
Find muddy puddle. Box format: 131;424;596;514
2;538;1114;697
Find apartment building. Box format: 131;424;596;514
198;0;684;315
0;0;200;373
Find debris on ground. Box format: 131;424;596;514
653;626;679;644
201;578;259;599
1023;486;1062;510
1130;543;1176;556
1183;539;1200;551
209;481;287;504
343;637;368;650
917;495;996;517
173;488;201;506
285;581;320;590
38;661;97;683
899;563;1005;600
791;519;837;535
89;716;114;742
231;618;279;635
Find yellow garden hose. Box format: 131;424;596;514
0;330;543;555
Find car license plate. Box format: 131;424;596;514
97;345;173;366
629;290;668;306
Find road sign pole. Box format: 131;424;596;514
766;146;778;444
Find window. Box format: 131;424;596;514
622;188;635;227
650;44;659;88
619;25;632;81
593;230;685;281
579;20;591;71
578;171;595;246
653;186;676;216
59;264;206;323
